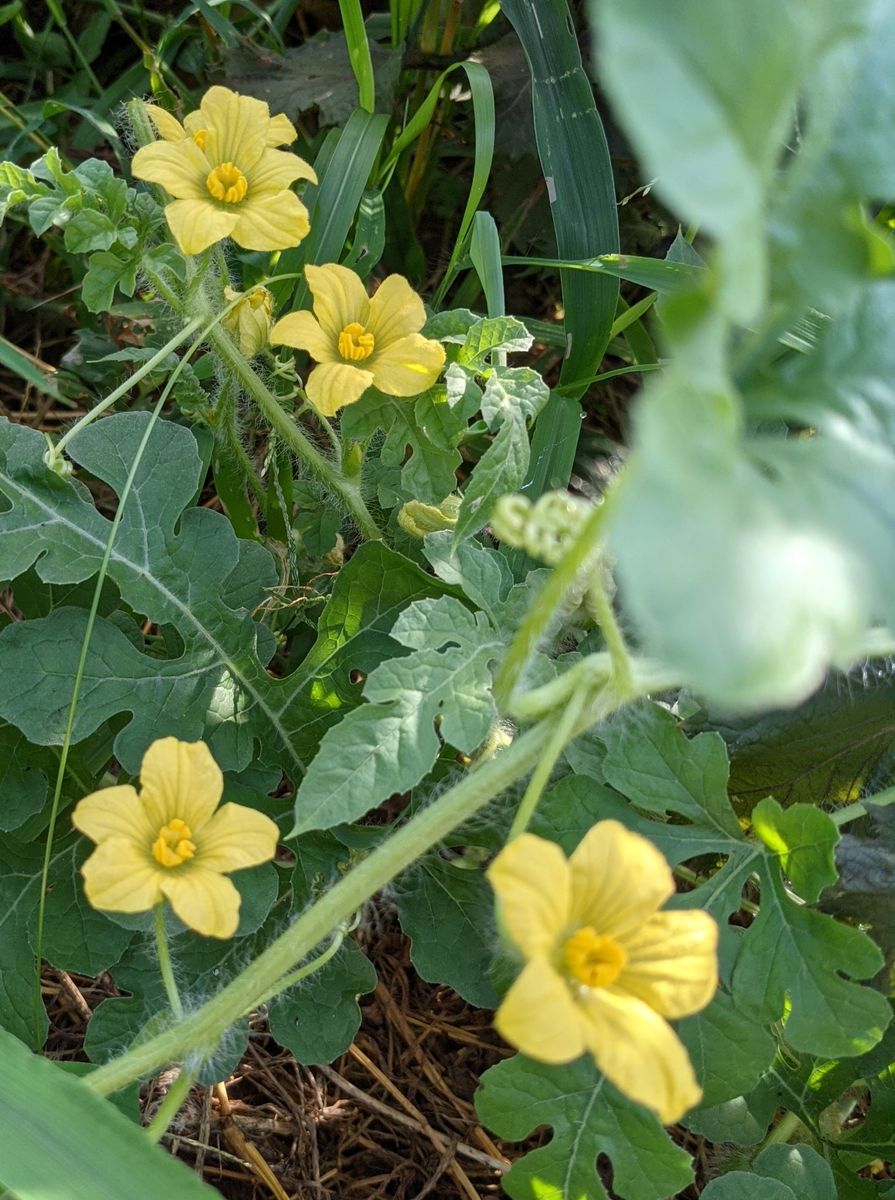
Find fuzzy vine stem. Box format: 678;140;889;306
248;920;353;1012
85;716;560;1096
154;902;184;1021
50;317;204;459
507;687;589;840
758;1109;804;1150
145;1067;196;1144
143;265;383;542
32;305;248;1048
204;322;382;542
493;488;624;710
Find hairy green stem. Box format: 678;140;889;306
144;265;383;542
508;687;588;840
154;903;184;1021
33;308;246;1047
52;318;204;457
759;1109;804;1149
85;718;557;1096
215;379;267;507
205;323;382;541
249;925;348;1012
586;573;634;697
145;1067;195;1144
493;496;612;709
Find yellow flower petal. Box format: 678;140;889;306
144;104;187;142
197;85;269;171
305;263;371;340
266;112;298;146
193;802;279;872
161;867;241;938
131;140;207;200
164;198;240;255
138;737;223;833
495;959;587;1063
579;988;703;1124
617;910;719;1018
370;333;445;397
487;833;570;958
230;191;310;251
71;785;152;844
81;840;162;913
305;361;374;416
270;310;336;362
368;274;427;344
568;820;674;940
249;147;316;194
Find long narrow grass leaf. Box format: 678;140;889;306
0;336;59;399
339;0;376;112
469;211;505;318
500;0;619;517
501;0;618;391
277;110;388;311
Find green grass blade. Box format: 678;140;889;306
276;109;388;312
0;335;59;399
613;293;658;365
500;0;619;519
431;61;495;306
339;0;376;113
500;0;619;391
0;1028;217;1199
498;252;702;293
343;187;387;277
469;210;505;317
379;61;465;178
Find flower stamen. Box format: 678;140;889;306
563;926;627;988
152;817;197;868
193;129;209;150
338;322;375;362
206;162;248;204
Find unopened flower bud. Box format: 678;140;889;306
223;285;274;358
397;495;462;539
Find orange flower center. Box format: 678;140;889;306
152;818;197;867
563;926;627;988
206;162;248;204
338;322;375;361
192;128;209;150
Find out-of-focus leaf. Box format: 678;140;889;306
224;34;401;128
694;671;895;808
0;1027;218;1199
821;804;895;988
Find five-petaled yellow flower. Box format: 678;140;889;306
270;263;446;417
132;86;316;255
488;821;718;1124
72;737;279;939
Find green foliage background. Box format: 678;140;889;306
0;0;894;1197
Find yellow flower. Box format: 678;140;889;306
132;86;316;255
488;821;718;1124
269;263;446;417
72;738;279;939
223;285;274;357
